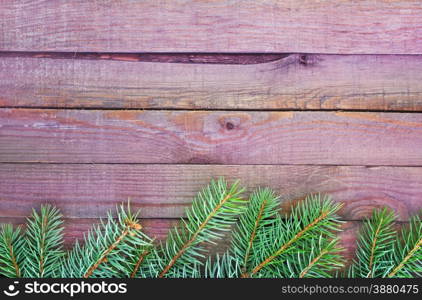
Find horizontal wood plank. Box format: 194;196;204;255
1;109;421;165
2;55;422;110
1;1;422;53
0;164;421;221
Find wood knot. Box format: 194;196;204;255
298;54;320;66
219;115;246;132
299;55;308;65
225;122;235;130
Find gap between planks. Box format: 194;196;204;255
2;107;422;114
1;162;422;168
0;51;288;65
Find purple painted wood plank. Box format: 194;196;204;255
1;55;422;110
0;109;421;165
1;1;422;53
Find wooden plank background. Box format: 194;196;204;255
1;0;422;53
1;0;422;268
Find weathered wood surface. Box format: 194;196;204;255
2;1;422;54
1;109;421;165
1;164;421;221
2;55;422;110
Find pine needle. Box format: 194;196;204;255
204;252;241;278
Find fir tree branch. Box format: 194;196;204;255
243;189;279;269
387;214;422;278
158;192;233;277
250;211;329;276
368;224;382;275
158;180;244;278
351;208;396;278
388;239;421;277
61;204;152;278
243;195;342;278
298;238;344;278
230;188;280;276
1;179;420;278
139;179;245;278
83;219;141;278
24;205;65;278
0;224;25;278
244;198;266;266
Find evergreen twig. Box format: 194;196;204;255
388;214;422;278
243;194;343;278
61;204;152;278
141;178;246;278
350;208;395;278
0;224;25;277
0;180;420;278
24;205;65;278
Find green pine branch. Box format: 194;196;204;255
0;179;420;278
242;194;343;278
140;178;246;278
61;204;152;278
350;208;396;278
348;209;421;278
388;213;422;278
0;224;25;277
231;188;280;274
24;205;65;278
290;237;344;278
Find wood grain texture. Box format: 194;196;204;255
1;0;422;54
1;109;421;165
0;164;421;221
2;55;422;110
